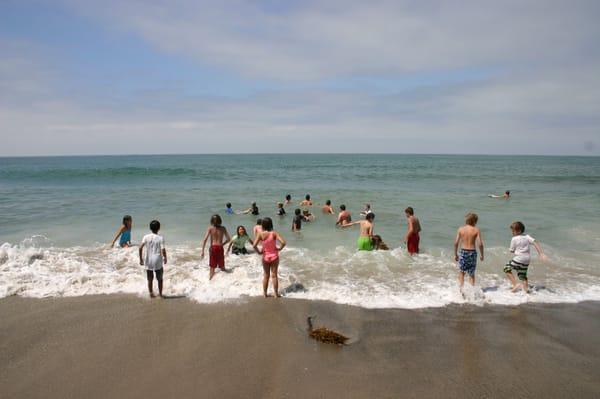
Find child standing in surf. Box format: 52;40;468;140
111;215;133;248
504;221;548;293
201;214;231;280
342;212;375;251
139;220;167;298
253;217;286;298
454;213;484;293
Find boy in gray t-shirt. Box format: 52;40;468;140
139;220;167;298
504;221;547;293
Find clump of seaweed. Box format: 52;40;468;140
307;316;349;345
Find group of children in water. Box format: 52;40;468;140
112;192;547;299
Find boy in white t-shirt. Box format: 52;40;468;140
504;221;547;293
139;220;167;298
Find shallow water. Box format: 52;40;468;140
1;154;599;307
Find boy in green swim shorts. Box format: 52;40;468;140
342;213;375;251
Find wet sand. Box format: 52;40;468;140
1;295;599;398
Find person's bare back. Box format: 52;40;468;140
457;225;480;250
208;225;227;245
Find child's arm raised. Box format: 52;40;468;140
200;228;210;259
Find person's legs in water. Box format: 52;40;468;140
262;261;271;297
146;270;155;298
271;259;280;298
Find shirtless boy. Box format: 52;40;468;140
201;214;231;280
404;207;422;255
343;213;375;251
322;200;334;214
300;194;313;207
336;204;352;226
453;213;484;291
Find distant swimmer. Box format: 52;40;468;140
372;234;389;250
360;203;373;217
488;190;510;199
300;194;313;207
404;207;421;255
284;194;292;205
225;202;234;215
277;202;286;216
240;202;260;215
253;217;286;298
454;213;484;294
111;215;132;248
322;200;334;214
504;221;548;293
343;213;375;251
336;204;352;226
201;214;231;280
139;220;167;298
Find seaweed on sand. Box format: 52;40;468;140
307;316;349;345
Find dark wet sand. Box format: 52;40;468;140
1;295;599;399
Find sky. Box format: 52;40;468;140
0;0;599;156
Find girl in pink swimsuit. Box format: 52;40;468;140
253;217;286;298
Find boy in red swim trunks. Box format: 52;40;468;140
404;207;421;255
201;214;231;280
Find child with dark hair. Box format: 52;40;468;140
336;204;352;226
343;213;375;250
139;220;167;298
201;214;231;280
284;194;292;205
277;202;286;216
241;202;260;215
504;221;548;293
300;194;313;207
292;209;303;231
372;235;390;250
111;215;133;248
253;217;286;298
228;225;252;255
225;202;234;215
322;200;334;214
404;207;422;255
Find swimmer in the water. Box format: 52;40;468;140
489;191;510;199
342;213;375;251
336;204;352;226
322;200;334;214
300;194;313;207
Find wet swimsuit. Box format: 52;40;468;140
277;208;286;216
225;208;234;214
293;215;303;230
262;232;279;263
458;249;477;276
357;236;373;251
504;260;529;281
231;234;250;255
209;244;225;268
407;232;420;254
119;229;131;246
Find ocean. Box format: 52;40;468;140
1;154;599;307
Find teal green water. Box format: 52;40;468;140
1;154;599;307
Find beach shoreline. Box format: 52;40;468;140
1;295;599;398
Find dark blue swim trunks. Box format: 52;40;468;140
458;249;477;276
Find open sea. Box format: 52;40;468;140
1;154;599;308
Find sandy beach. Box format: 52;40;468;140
1;295;599;398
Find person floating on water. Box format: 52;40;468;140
139;220;167;298
300;194;313;207
201;214;231;280
228;225;252;255
504;221;548;293
454;213;484;294
336;204;352;226
404;207;421;255
322;200;334;214
253;217;286;298
489;191;510;199
343;213;375;251
111;215;132;248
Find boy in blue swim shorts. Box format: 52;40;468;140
453;213;485;293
